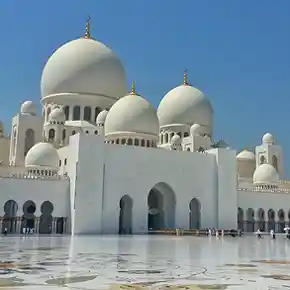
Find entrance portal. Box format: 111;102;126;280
189;198;201;229
147;182;176;231
119;195;133;235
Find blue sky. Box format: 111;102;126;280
0;1;290;175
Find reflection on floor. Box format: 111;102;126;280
0;235;289;289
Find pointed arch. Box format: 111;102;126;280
24;129;35;157
119;195;133;235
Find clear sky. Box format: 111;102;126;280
0;1;290;175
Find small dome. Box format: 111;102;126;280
190;124;203;136
236;149;255;160
157;78;213;132
105;91;159;137
253;163;279;185
96;109;108;125
41;38;127;100
262;133;274;145
171;134;181;145
25;142;60;170
48;107;66;123
21;101;36;116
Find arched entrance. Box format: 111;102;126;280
119;195;133;235
237;207;244;230
189;198;201;229
39;201;54;234
3;200;18;233
257;208;265;231
147;182;176;230
22;200;36;231
246;208;255;232
278;209;285;233
267;209;275;231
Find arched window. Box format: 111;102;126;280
160;134;163;144
84;107;91;121
184;132;189;138
128;138;133;145
73;106;80;120
94;130;98;135
24;129;35;156
141;139;145;147
64;158;67;165
147;140;150;147
62;129;66;141
121;139;126;145
95;107;101;122
59;160;62;166
260;155;266;165
47;107;51;118
177;132;182;138
134;139;139;146
64;106;69;120
72;131;76;135
48;129;55;141
151;140;155;147
116;139;119;144
272;155;278;171
85;130;89;134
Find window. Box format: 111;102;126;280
64;106;69;120
84;106;91;121
48;129;55;141
73;106;80;120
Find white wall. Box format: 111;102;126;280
0;178;69;218
70;134;234;234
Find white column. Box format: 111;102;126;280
69;106;73;120
0;219;2;233
16;217;21;234
52;218;57;234
80;106;84;120
63;218;67;234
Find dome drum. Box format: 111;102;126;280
253;163;279;185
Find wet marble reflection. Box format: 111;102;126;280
1;235;290;288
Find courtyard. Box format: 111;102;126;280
0;234;289;289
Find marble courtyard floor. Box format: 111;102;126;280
0;235;289;289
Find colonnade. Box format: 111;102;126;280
1;217;67;234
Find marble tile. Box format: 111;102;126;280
0;235;289;289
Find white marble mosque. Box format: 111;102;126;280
0;18;289;235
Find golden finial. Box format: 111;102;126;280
183;69;189;85
244;147;248;151
84;16;91;39
130;80;136;95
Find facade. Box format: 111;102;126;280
0;19;289;235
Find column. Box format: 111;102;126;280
63;218;66;234
35;217;40;234
0;218;2;233
69;106;73;120
80;106;84;121
52;218;57;234
16;217;21;234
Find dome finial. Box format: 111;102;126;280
130;80;136;95
84;16;91;39
183;69;189;85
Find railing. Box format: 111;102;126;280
238;187;290;193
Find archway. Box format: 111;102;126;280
22;200;36;231
278;209;285;233
267;209;275;231
237;207;244;230
257;208;265;231
189;198;201;229
147;182;176;231
119;195;133;235
272;155;278;171
39;201;54;234
2;200;18;233
24;129;35;156
246;208;255;232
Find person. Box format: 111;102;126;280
3;228;7;236
208;228;212;236
216;229;219;238
22;227;26;235
270;229;276;240
256;228;262;239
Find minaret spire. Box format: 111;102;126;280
84;16;91;39
183;69;189;85
130;80;136;95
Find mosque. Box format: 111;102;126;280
0;18;289;235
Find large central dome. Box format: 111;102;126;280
41;35;127;100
